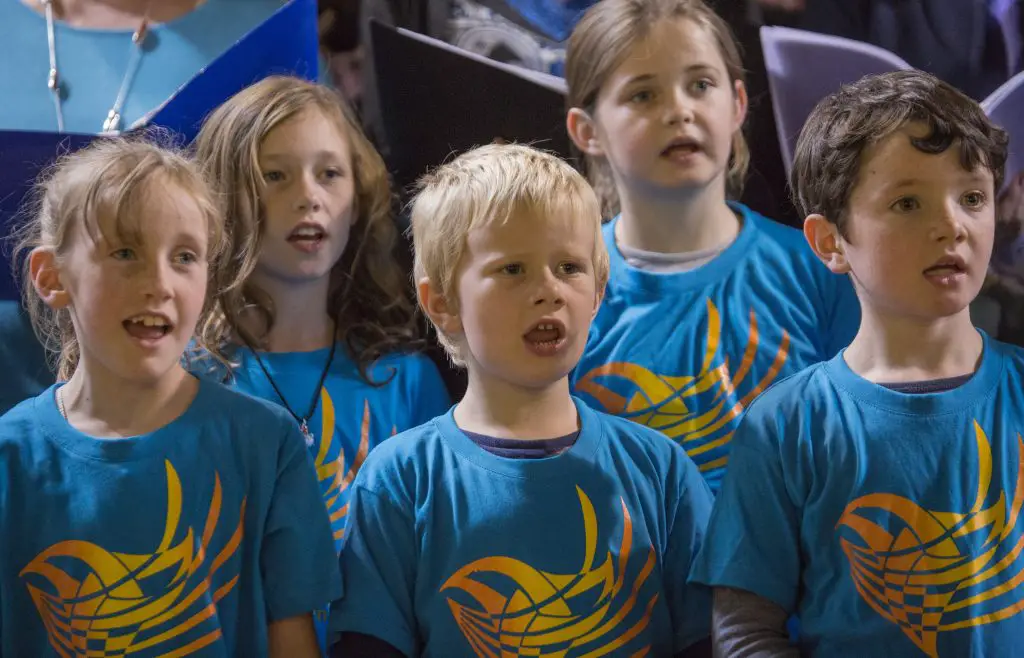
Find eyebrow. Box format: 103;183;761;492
623;73;656;86
623;64;719;86
885;174;991;191
887;179;921;190
260;150;347;163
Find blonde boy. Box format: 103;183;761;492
329;144;714;657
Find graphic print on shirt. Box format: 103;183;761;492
576;299;789;473
20;461;245;657
837;423;1024;658
440;487;659;657
315;391;393;547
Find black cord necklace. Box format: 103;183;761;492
247;325;338;447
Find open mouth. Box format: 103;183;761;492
287;224;326;248
123;313;172;340
923;256;966;277
661;137;701;159
523;320;567;355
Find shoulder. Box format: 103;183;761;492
988;337;1024;382
194;378;297;430
0;392;46;445
372;350;442;380
740;362;835;428
738;204;852;297
585;404;694;472
350;418;449;501
739;204;817;261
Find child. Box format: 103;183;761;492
328;143;715;658
194;76;450;648
0;135;340;655
691;70;1023;656
563;0;860;493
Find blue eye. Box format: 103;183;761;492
263;170;285;183
175;251;199;266
111;248;135;260
501;263;524;275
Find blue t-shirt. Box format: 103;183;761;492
330;398;714;657
227;347;451;551
0;0;283;133
692;332;1024;657
0;378;341;656
572;203;860;492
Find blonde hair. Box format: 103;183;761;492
566;0;750;217
12;133;226;381
194;76;420;383
411;143;609;366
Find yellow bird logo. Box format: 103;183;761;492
21;461;244;657
838;423;1024;657
576;299;788;473
314;392;393;547
440;487;658;657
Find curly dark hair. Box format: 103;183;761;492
791;70;1009;238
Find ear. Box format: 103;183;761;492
731;79;749;133
29;247;71;309
566;107;605;157
803;214;850;274
591;280;606;320
417;277;463;337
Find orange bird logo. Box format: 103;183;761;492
440;487;659;657
838;423;1024;657
575;298;788;473
20;461;245;657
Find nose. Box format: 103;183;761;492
139;258;173;300
931;200;968;244
293;171;322;213
664;86;695;126
530;268;566;307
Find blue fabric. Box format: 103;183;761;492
0;0;284;134
226;346;449;655
228;347;451;552
0;301;52;416
330;398;714;657
499;0;593;42
692;332;1024;656
572;203;860;493
0;378;341;656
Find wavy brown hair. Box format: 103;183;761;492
566;0;750;218
12;133;227;380
194;76;420;384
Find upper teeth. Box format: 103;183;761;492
293;227;322;238
130;315;167;327
538;323;556;331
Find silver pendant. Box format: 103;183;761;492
299;420;315;447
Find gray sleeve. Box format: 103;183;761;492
712;587;799;658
